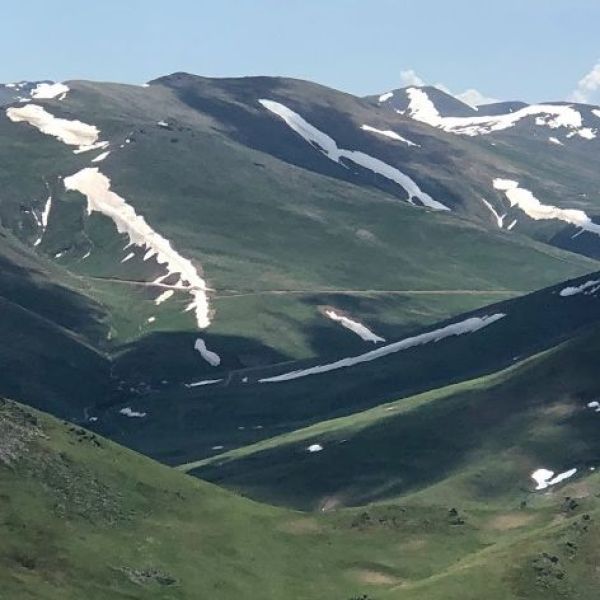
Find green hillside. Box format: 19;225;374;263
2;397;600;600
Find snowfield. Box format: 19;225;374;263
260;313;505;383
259;99;449;211
493;179;600;237
64;168;211;328
325;309;385;343
405;87;597;139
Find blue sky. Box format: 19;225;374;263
2;0;599;103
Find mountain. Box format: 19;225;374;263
1;72;600;599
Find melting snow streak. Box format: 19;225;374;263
261;313;505;383
360;124;418;147
259;99;449;211
493;179;600;238
6;104;101;151
64;168;211;328
325;309;385;343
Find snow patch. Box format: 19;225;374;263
260;313;505;383
559;279;600;297
63;168;211;328
30;82;69;100
493;179;600;238
119;407;147;418
361;124;418;147
378;92;394;103
307;444;323;453
184;379;223;388
259;99;449;211
6;104;101;151
91;150;110;163
405;88;597;139
325;309;385;343
587;401;600;413
531;467;577;490
549;137;563;145
194;338;221;366
157;120;169;127
154;289;174;305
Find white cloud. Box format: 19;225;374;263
398;68;497;108
569;61;600;104
399;69;425;87
454;88;499;108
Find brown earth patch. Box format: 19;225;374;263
397;538;428;552
279;518;322;535
486;513;535;531
541;401;577;419
350;568;400;586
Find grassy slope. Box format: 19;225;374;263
2;397;600;600
188;325;600;511
6;81;593;358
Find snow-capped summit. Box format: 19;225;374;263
371;85;599;141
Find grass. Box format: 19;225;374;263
2;397;600;600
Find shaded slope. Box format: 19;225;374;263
99;271;600;466
190;325;600;509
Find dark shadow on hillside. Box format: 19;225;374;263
0;248;108;344
194;324;600;509
98;272;600;466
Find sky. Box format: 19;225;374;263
2;0;600;104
